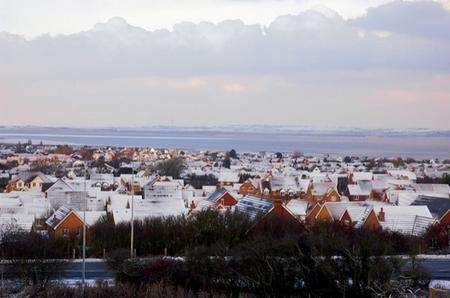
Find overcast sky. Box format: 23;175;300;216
1;0;450;129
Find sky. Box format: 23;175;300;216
1;0;450;129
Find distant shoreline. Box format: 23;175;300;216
1;127;449;159
1;125;449;138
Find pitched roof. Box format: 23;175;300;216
235;196;273;219
45;206;73;229
348;184;371;196
11;172;53;184
352;172;373;181
206;188;228;202
218;170;239;183
388;170;416;180
46;206;106;229
45;178;75;192
411;195;450;219
285;200;309;217
412;183;450;196
375;205;434;235
270;176;298;192
311;182;335;196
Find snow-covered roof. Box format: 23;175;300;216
298;179;310;193
285;200;309;217
0;213;35;235
392;191;419;206
0;191;50;218
352;172;373;181
412;184;450;196
112;198;186;223
311;182;334;196
218;170;239;183
270;176;298;192
191;197;215;211
388;170;416;181
322;202;362;221
348;184;371;196
375;205;434;235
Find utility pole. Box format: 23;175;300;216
130;171;135;258
82;168;87;289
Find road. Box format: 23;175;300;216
61;257;450;281
420;259;450;280
61;260;114;280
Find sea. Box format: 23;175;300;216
0;127;449;159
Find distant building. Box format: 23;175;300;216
45;206;105;238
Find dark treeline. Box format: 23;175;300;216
0;210;448;296
184;173;218;189
417;173;450;186
1;209;448;260
97;214;437;297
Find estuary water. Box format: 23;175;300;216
0;127;449;159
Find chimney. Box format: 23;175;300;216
273;197;283;215
378;207;385;222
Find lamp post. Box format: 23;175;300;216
82;168;87;288
130;171;135;258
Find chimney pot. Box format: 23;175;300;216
378;207;385;221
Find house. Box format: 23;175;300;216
305;203;322;223
412;184;450;198
235;196;274;219
206;188;238;207
6;172;54;192
388;170;416;181
121;174;150;194
218;169;239;186
270;176;299;195
386;190;419;206
235;196;300;224
143;176;184;201
374;205;435;236
45;206;106;237
109;194;187;223
45;178;103;211
285;199;309;220
348;183;371;201
350;172;373;184
307;202;381;230
239;179;260;196
305;201;435;235
411;195;450;225
0;191;51;218
304;182;340;203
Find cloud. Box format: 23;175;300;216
1;3;450;81
1;1;450;128
349;1;450;40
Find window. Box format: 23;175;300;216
63;228;70;235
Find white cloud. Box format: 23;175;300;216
0;0;423;38
0;1;449;128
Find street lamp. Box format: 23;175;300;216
130;171;135;258
82;168;87;288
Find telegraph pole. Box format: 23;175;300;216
130;171;135;258
82;168;87;289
